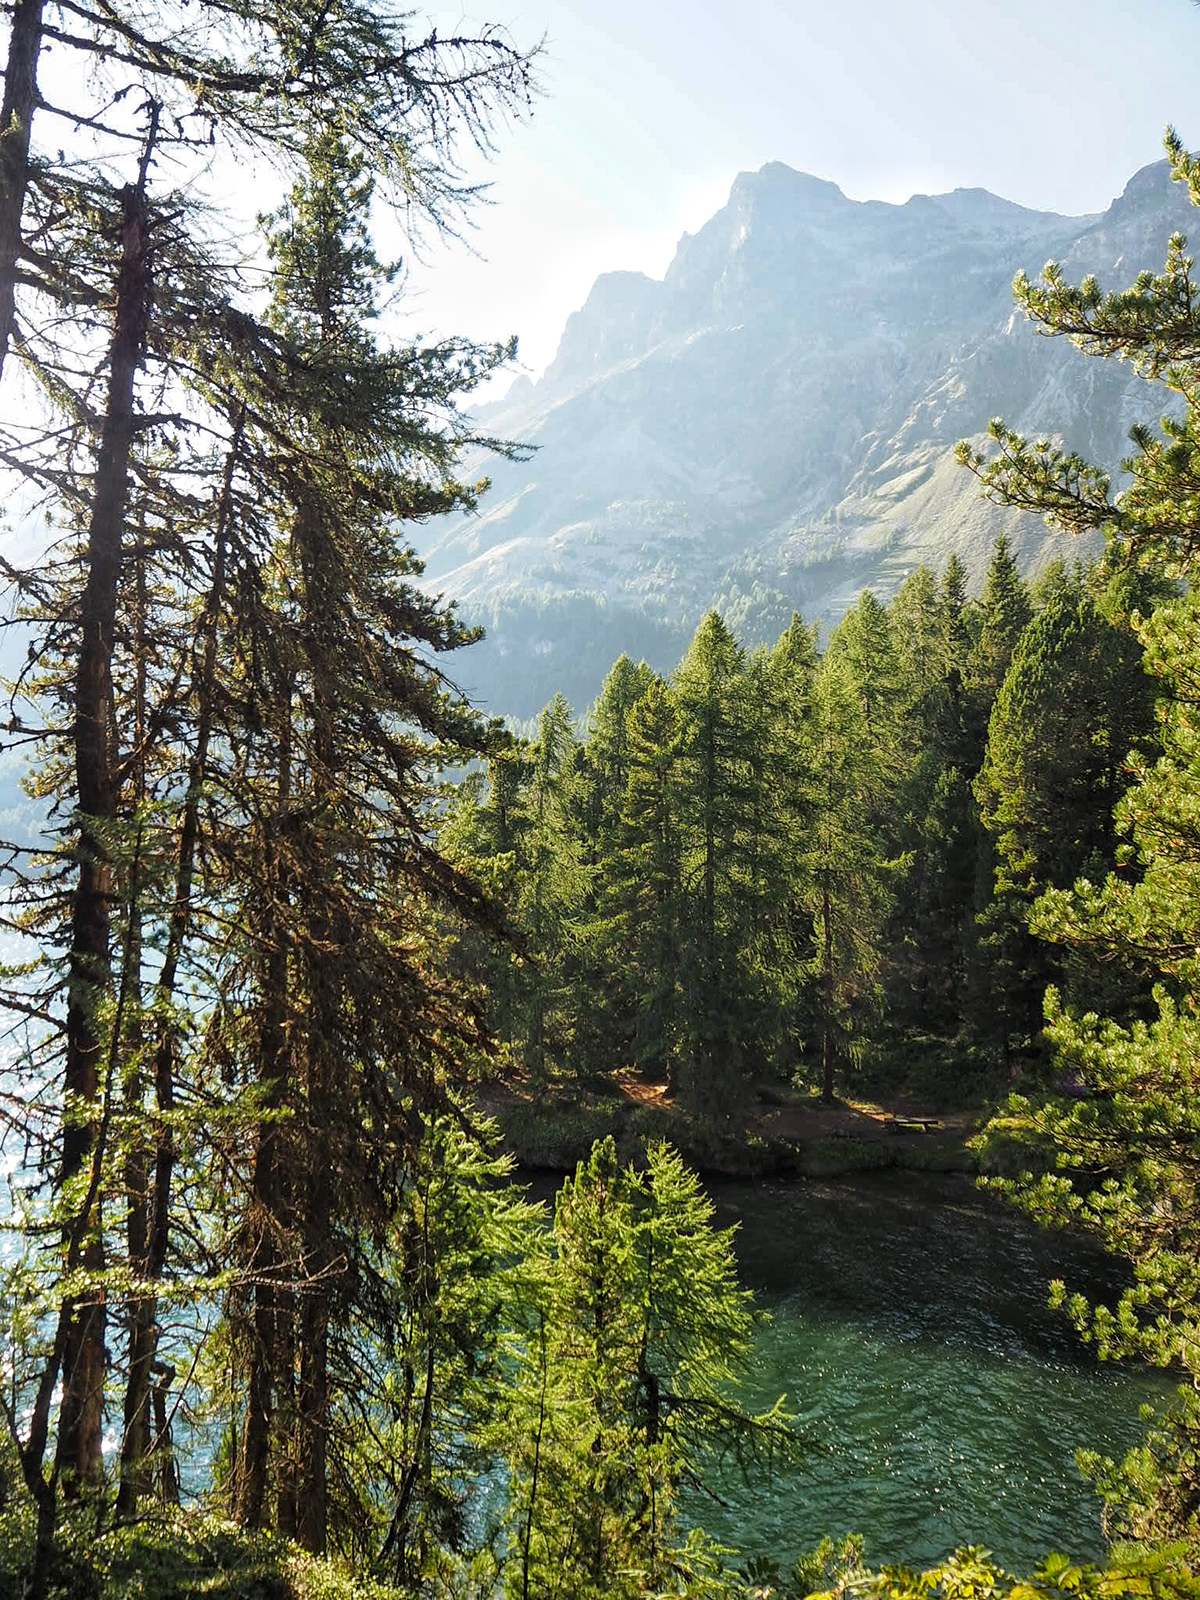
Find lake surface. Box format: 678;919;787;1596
683;1171;1174;1574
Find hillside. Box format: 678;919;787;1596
417;157;1195;720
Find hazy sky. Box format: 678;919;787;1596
402;0;1200;396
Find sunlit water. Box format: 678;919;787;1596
675;1171;1174;1573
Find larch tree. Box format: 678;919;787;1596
604;678;686;1090
0;4;540;1582
671;613;761;1112
803;651;891;1103
503;1137;792;1600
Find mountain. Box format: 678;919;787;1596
416;158;1197;722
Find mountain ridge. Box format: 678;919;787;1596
424;156;1194;721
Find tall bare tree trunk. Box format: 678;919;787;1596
116;537;150;1515
59;105;159;1490
296;1281;328;1552
274;1269;298;1536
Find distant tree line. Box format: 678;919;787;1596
443;539;1164;1112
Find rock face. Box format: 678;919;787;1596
418;158;1197;720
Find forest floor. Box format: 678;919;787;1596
476;1071;985;1179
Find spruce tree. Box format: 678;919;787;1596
671;613;758;1112
974;582;1156;1061
965;535;1033;705
603;679;685;1089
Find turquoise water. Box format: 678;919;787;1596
680;1172;1174;1574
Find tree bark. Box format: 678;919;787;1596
294;496;339;1557
238;690;293;1529
0;0;44;383
296;1287;328;1553
117;411;242;1519
59;106;158;1491
116;528;149;1517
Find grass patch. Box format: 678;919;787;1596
0;1505;406;1600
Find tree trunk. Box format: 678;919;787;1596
821;877;835;1105
59;108;158;1490
151;1364;180;1505
238;691;293;1528
116;533;150;1518
118;412;242;1518
0;0;44;383
296;1286;328;1553
274;1275;298;1537
294;496;338;1557
115;899;151;1507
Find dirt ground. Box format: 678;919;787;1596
613;1070;977;1146
473;1069;980;1167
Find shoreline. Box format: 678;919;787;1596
479;1076;990;1181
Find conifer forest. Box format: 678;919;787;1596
0;1;1199;1596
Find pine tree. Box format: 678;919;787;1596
581;654;658;863
0;34;537;1567
828;591;904;761
0;0;536;386
216;134;518;1551
570;656;659;1079
518;695;587;1092
756;618;822;1080
959;126;1200;1551
891;564;947;748
941;552;971;666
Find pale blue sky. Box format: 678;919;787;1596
405;0;1200;395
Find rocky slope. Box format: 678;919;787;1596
418;158;1197;720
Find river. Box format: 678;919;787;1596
674;1170;1174;1575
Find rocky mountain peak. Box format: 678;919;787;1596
1108;157;1176;219
420;153;1194;720
728;162;849;212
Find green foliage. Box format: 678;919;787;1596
347;1114;545;1586
604;677;687;1086
973;581;1157;1058
961;124;1200;1556
811;1545;1196;1599
966;536;1033;706
502;1137;793;1600
0;1505;408;1600
737;1533;865;1599
803;649;893;1099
